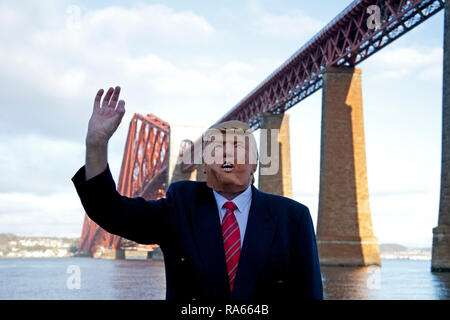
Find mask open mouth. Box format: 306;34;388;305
221;162;233;172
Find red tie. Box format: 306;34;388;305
222;201;241;292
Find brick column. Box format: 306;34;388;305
258;113;293;198
317;67;380;266
432;0;450;272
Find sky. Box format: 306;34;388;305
0;0;445;248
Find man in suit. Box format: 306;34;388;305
72;86;323;300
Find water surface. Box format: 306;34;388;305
0;258;449;299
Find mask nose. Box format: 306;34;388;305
223;141;234;163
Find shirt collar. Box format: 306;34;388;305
212;184;252;214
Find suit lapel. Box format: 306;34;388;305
231;185;277;300
191;183;230;299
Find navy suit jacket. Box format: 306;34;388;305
72;164;323;301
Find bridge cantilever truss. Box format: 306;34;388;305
78;114;169;256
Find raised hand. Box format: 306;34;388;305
86;86;126;146
84;86;125;180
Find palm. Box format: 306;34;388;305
87;86;125;144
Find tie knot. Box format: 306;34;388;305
223;201;237;212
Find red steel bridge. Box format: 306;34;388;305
78;114;169;256
78;0;446;258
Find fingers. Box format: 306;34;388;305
108;86;121;109
95;86;123;111
117;100;126;115
114;100;126;128
101;87;114;109
93;89;104;110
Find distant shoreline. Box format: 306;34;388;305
0;233;432;260
0;233;79;258
379;243;431;261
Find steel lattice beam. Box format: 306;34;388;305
215;0;445;129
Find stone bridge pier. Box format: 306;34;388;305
258;113;293;198
432;0;450;272
316;67;380;266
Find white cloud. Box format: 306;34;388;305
119;53;258;96
250;5;323;39
368;47;443;80
0;191;83;237
0;134;85;194
83;4;214;42
0;2;275;140
17;2;215;51
0;5;19;26
1;1;215;88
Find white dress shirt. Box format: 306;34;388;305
212;185;252;248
